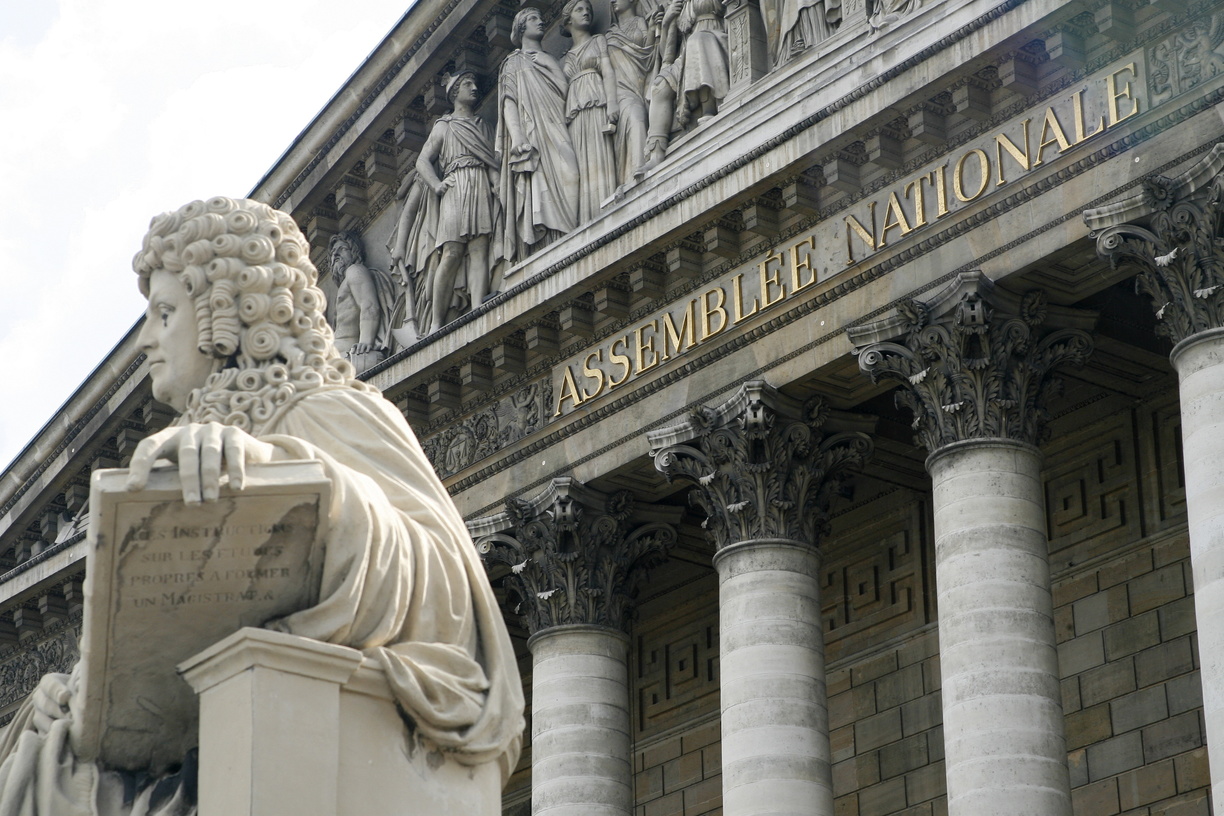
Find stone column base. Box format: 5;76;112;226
179;627;501;816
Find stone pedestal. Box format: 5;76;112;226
180;627;500;816
714;538;833;816
528;625;632;816
1171;328;1224;813
927;440;1071;816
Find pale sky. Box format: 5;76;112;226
0;0;413;471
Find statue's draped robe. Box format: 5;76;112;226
606;16;653;184
0;386;525;816
496;49;580;262
563;35;618;222
761;0;840;66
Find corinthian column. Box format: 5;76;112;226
648;382;873;816
1086;147;1224;812
472;479;678;816
852;272;1093;816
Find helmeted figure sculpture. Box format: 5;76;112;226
0;197;524;816
388;71;504;336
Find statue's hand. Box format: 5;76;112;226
30;672;72;736
350;342;375;355
126;423;275;504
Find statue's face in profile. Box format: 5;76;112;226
331;241;354;277
137;268;217;412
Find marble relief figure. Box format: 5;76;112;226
496;7;581;262
328;230;398;372
389;71;504;337
640;0;729;173
0;197;524;816
605;0;657;185
763;0;840;66
561;0;620;220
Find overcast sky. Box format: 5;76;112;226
0;0;413;471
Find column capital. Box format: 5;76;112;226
850;272;1094;453
471;478;680;636
1085;143;1224;347
647;380;874;551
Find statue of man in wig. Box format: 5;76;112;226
0;197;524;816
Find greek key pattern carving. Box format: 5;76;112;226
420;379;553;479
1044;411;1140;557
634;610;720;735
822;500;928;663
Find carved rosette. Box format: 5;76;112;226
474;480;678;635
647;381;873;550
855;277;1093;452
1095;173;1224;346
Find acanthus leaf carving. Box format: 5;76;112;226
855;275;1094;452
474;480;678;635
1095;168;1224;346
648;381;873;550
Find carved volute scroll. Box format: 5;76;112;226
1094;170;1224;347
647;381;873;551
851;272;1095;453
473;478;680;635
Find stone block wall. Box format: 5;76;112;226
1054;534;1209;816
828;628;947;816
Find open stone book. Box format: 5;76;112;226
74;461;330;774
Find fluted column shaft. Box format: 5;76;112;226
1172;329;1224;812
928;439;1071;816
528;625;632;816
715;538;832;816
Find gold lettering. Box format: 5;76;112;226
1106;63;1139;127
608;336;632;386
1034;107;1072;166
660;301;697;361
954;149;990;202
1071;87;1105;144
700;288;728;340
904;178;928;228
932;165;950;217
732;274;760;324
879;191;913;246
993;119;1032;185
635;320;660;374
554;366;584;416
759;252;787;309
790;235;817;292
844;201;877;265
581;349;606;400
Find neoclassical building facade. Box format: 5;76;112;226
2;0;1222;813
